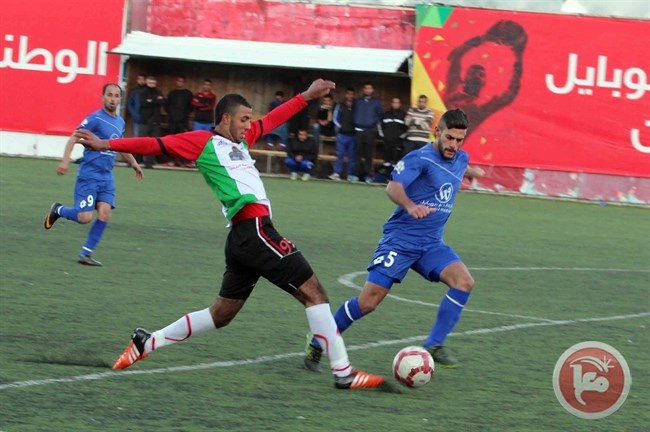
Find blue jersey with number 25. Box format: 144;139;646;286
383;144;469;244
77;109;125;181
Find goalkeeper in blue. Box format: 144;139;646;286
305;108;484;370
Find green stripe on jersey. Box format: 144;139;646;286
196;137;264;221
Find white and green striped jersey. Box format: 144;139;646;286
196;134;271;221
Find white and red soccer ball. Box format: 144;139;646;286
392;346;435;388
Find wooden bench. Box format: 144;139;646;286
249;148;287;173
249;147;384;177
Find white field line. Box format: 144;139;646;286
2;267;647;391
338;268;650;323
1;311;648;391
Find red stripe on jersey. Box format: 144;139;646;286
231;203;270;225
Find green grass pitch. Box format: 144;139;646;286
1;157;648;431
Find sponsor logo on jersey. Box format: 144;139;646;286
229;145;247;161
435;182;453;203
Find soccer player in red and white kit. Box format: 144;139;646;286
74;78;391;391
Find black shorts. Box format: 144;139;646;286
219;216;314;300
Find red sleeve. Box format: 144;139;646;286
246;94;307;146
109;130;213;161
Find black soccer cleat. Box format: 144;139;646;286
77;254;103;267
304;334;323;373
427;345;460;368
44;202;62;229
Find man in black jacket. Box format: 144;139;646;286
284;128;318;181
137;76;165;168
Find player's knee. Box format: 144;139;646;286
77;212;93;224
358;297;380;314
295;275;329;306
212;315;233;329
209;305;234;329
457;275;475;292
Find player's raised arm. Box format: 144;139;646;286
249;79;336;145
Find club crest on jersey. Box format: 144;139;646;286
436;182;454;203
229;146;247;161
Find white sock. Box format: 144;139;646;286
144;308;215;353
305;303;352;377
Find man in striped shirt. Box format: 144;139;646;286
403;94;435;155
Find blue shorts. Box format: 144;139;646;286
74;177;116;211
366;237;461;289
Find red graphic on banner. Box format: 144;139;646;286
0;0;124;135
414;6;650;177
147;0;415;50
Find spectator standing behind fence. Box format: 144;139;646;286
192;79;217;132
312;94;336;147
265;91;289;149
328;88;356;181
126;73;146;137
351;82;383;184
285;128;318;181
403;95;435;155
377;97;407;182
164;75;194;167
137;76;165;169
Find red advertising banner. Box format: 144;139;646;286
147;0;415;50
0;0;124;135
413;6;650;177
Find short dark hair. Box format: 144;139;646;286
275;90;284;97
418;94;428;101
345;87;355;93
214;94;252;125
203;78;212;83
439;109;469;130
102;83;123;96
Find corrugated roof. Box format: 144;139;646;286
110;32;412;74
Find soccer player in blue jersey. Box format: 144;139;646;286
305;108;485;370
44;83;144;266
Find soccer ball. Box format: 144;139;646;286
392;346;435;388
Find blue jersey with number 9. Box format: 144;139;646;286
76;109;125;181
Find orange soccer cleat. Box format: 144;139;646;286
112;328;151;370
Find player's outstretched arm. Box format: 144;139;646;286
386;181;435;219
464;165;485;179
74;129;164;156
252;79;336;145
73;129;109;151
301;79;336;102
